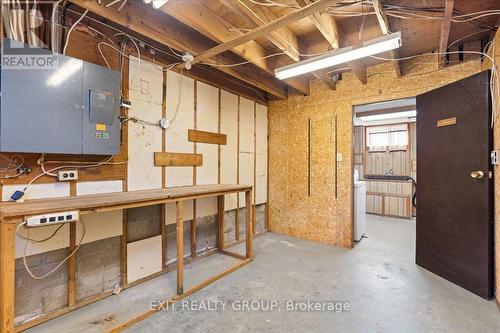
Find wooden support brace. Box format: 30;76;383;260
245;189;254;259
68;222;77;307
176;200;184;295
0;222;15;333
217;195;225;250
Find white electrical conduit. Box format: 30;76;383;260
62;9;89;54
51;0;62;52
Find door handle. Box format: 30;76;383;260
470;171;485;179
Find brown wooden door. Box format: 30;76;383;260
416;71;493;299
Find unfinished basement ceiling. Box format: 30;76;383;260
68;0;500;100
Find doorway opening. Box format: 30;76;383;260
351;97;417;245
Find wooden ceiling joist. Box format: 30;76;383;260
160;0;309;95
69;0;288;99
231;0;301;62
438;0;455;68
193;0;340;64
296;0;367;84
372;0;401;76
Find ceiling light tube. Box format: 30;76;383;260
275;32;402;80
152;0;168;8
359;110;416;122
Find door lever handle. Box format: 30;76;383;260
470;170;485;179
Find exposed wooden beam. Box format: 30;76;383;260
296;0;339;48
69;0;288;99
348;61;367;84
232;0;301;61
371;0;401;76
194;0;340;64
296;0;367;84
161;0;309;95
438;0;455;68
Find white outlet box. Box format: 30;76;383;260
26;211;79;227
58;170;78;181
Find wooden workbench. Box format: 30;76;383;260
0;184;254;333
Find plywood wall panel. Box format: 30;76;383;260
196;82;219;186
128;57;163;191
166;70;195;188
269;47;483;248
220;91;239;210
239;97;255;153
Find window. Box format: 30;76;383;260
366;124;408;152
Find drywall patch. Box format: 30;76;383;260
76;180;123;195
127;235;162;283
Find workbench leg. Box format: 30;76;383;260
68;222;77;307
176;201;184;296
245;190;253;259
0;223;15;333
217;195;225;250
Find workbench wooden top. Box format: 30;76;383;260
0;184;252;220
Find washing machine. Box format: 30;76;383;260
353;169;366;242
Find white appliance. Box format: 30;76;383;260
353;169;366;242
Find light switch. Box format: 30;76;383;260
336;153;343;162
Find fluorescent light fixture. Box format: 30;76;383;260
152;0;168;8
275;32;402;80
143;0;153;3
359;110;416;122
47;59;82;87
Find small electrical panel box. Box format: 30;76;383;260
0;38;121;155
26;211;79;227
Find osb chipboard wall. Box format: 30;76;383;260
268;41;483;248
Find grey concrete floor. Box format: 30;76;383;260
128;215;500;333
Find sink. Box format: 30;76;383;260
364;174;412;181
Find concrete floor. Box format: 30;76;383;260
128;215;500;333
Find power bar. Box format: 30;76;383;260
26;211;79;227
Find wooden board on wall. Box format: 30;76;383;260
154;152;203;167
220;91;239;211
188;129;226;145
128;56;163;191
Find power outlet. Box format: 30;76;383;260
58;170;78;181
26;211;79;227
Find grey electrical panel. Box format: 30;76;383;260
0;38;121;155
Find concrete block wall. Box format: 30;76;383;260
14;249;69;325
76;237;121;301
